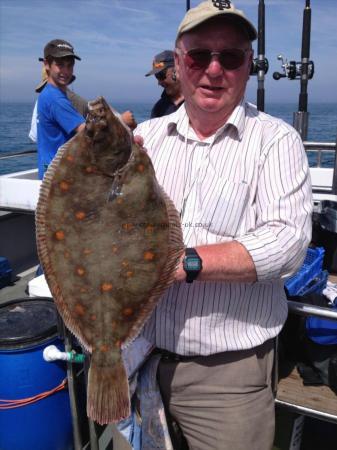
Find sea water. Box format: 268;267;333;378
0;101;336;175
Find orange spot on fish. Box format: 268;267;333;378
145;224;154;234
100;344;109;353
66;155;74;162
126;271;134;278
59;181;70;191
80;287;88;293
85;166;95;173
111;245;118;254
137;164;145;173
116;198;123;205
91;314;97;321
83;248;92;256
55;230;65;241
144;251;155;261
121;260;129;268
74;303;85;316
76;266;86;276
122;223;134;232
122;307;133;317
101;282;113;292
75;211;86;220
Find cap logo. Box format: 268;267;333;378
153;61;165;69
212;0;231;10
56;43;73;51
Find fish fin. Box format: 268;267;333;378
125;185;184;345
35;136;91;351
87;357;130;424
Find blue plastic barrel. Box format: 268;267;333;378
0;298;73;450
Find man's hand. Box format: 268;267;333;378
121;110;137;130
133;135;144;147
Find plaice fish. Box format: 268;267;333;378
35;96;184;424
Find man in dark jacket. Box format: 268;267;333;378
145;50;184;118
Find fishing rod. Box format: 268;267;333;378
250;0;268;111
0;149;37;160
273;0;314;139
186;0;190;11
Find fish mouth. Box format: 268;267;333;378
86;98;110;140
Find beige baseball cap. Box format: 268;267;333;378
177;0;257;41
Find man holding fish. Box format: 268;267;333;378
134;1;312;449
36;39;86;179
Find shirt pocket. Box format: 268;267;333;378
197;170;250;237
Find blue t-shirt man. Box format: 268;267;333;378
37;83;85;179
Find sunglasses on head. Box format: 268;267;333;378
155;70;168;81
176;48;250;71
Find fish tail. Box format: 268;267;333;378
87;357;130;424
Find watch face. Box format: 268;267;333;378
185;257;201;271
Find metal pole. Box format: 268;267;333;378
299;0;311;113
83;353;100;450
257;0;266;111
287;300;337;321
332;133;337;195
62;323;83;450
293;0;311;139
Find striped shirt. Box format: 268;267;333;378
135;99;312;355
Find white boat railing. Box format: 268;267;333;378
304;141;337;194
304;141;336;167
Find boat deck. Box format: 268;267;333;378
275;272;337;429
277;368;337;421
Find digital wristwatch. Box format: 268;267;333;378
183;248;202;283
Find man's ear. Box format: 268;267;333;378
174;51;181;79
43;59;51;72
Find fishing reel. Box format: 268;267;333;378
250;57;269;76
273;54;314;80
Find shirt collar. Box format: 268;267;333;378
166;98;247;142
225;98;246;140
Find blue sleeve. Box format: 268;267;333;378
50;96;85;134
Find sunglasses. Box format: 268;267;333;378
176;48;250;71
155;70;168;81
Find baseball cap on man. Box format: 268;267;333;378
145;50;174;77
38;39;81;62
177;0;257;41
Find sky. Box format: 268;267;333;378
0;0;336;106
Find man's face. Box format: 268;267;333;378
45;56;75;90
175;19;252;119
155;67;181;98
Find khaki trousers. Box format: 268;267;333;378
157;340;275;450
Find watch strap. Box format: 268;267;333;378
184;247;202;283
